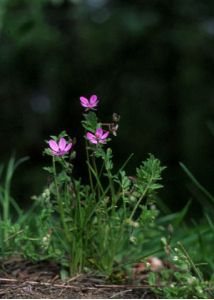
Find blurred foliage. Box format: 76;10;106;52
0;0;213;212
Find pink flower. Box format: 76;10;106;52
80;95;99;109
86;128;109;144
48;137;72;156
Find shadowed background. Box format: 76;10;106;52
0;0;213;214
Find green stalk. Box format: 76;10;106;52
1;157;29;249
120;186;127;220
76;181;84;272
177;242;203;282
85;140;94;192
3;188;9;222
85;185;110;225
52;157;72;269
105;165;116;212
3;159;14;245
117;153;134;175
98;161;105;179
129;185;149;221
87;161;104;194
92;154;101;198
3;188;10;245
91;160;105;195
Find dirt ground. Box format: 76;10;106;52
0;257;156;299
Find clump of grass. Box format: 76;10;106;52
0;156;31;256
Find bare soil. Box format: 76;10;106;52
0;257;156;299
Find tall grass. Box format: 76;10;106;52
0;156;34;256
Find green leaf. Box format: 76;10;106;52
82;111;100;132
43;166;54;174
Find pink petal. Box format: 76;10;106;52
59;151;66;156
89;95;98;105
48;140;59;152
80;96;89;107
95;128;103;137
52;151;61;156
59;137;66;151
99;139;107;144
90;139;98;144
88;103;98;108
64;143;72;152
86;132;98;144
101;131;109;139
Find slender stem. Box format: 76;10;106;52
85;140;94;191
129;186;149;221
98;161;105;178
117;153;134;175
3;166;11;246
92;160;105;194
87;161;104;194
52;157;71;244
122;188;127;220
76;181;84;271
52;157;75;273
3;190;9;225
85;185;110;225
92;154;101;198
106;167;116;213
177;242;203;281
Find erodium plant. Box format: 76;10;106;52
41;94;166;276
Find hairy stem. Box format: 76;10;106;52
85;140;94;192
129;186;149;221
52;157;71;246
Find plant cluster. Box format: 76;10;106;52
0;94;165;277
0;94;213;299
39;94;166;276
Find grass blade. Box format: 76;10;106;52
180;162;214;204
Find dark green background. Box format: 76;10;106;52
0;0;213;213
